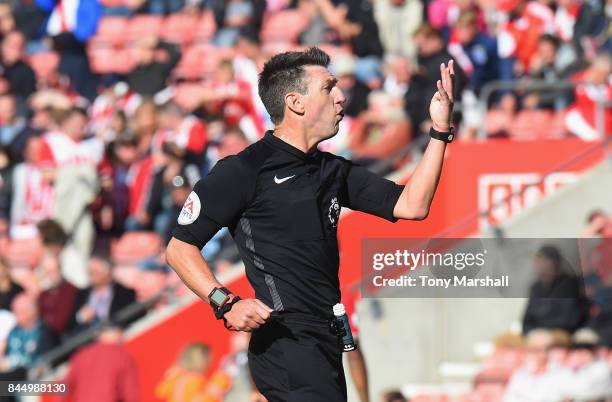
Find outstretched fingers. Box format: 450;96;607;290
436;79;450;103
439;62;454;103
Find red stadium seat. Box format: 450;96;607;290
508;110;553;140
547;110;569;138
112;264;139;288
260;9;310;44
485;110;513;137
111;231;163;264
174;44;235;80
88;44;116;74
193;10;217;43
161;12;199;45
93;16;128;46
125;15;163;42
173;82;205;110
28;52;60;83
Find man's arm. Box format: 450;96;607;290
166;237;223;301
166;238;272;331
346;345;369;402
166;156;272;332
393;60;455;221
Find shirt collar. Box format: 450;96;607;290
263;130;318;161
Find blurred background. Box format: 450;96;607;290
0;0;609;400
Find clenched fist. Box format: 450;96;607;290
224;298;273;332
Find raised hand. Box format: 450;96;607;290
429;60;455;133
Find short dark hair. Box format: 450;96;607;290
539;33;561;50
258;47;331;124
37;219;68;247
382;390;407;402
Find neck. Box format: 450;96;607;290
21;320;37;331
274;123;319;153
94;282;111;291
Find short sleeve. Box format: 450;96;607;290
171;156;250;248
344;162;405;222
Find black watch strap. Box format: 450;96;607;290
429;126;455;143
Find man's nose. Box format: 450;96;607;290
332;87;346;105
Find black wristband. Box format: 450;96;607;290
214;294;241;320
429;126;455;143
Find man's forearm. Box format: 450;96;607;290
394;139;446;220
166;237;223;302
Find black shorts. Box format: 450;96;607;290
248;313;347;402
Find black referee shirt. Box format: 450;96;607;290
172;131;404;318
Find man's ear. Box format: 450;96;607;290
285;92;305;116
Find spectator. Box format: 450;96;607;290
331;53;370;118
198;59;264;142
0;146;12;235
155;101;207;167
155;342;231;402
0;256;22;311
37;253;78;337
405;24;464;135
349;91;411;166
71;257;139;331
562;328;612;400
0;308;15;357
380;390;407;402
209;0;266;48
522;245;590;334
483;92;517;138
216;126;249;160
9;136;53;239
496;0;554;80
35;0;101;100
565;54;612;141
449;11;498;95
126;37;181;97
0;93;35;164
503;329;565;402
382;55;411;100
36;218;89;289
145;153;198;239
0;31;36;104
61;323;139;402
0;293;56;376
528;34;574;110
38;107;102;284
373;0;423;61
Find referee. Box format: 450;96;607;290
166;47;455;402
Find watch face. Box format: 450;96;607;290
210;289;229;306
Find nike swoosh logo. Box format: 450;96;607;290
274;175;295;184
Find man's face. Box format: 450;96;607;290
456;24;477;44
537;40;557;65
89;259;111;287
1;32;23;65
0;96;16;123
63;113;87;140
300;66;345;141
12;295;38;327
533;255;558;284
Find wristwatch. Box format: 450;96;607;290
208;287;241;323
429;126;455;143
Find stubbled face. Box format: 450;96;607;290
300;65;346;141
